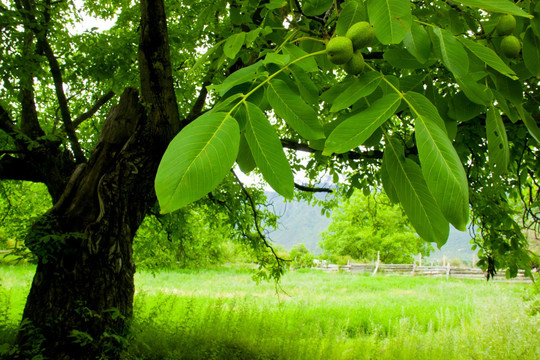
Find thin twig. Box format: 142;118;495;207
73;90;115;128
231;169;288;265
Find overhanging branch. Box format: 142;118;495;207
294;182;333;193
281;139;383;160
73;90;115;128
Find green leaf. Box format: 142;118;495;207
458;0;532;18
403;22;431;63
336;0;367;36
516;105;540;144
289;64;319;105
383;48;430;69
486;106;509;176
237;134;256;174
243;102;294;198
455;77;493;106
367;0;412;45
432;27;469;78
384;136;450;246
263;53;290;66
458;37;517;79
156;112;240;214
380;160;399;204
522;27;540;76
405;92;469;231
267;79;325;140
302;0;333;16
210;62;265;96
325;93;401;154
330;72;381;112
283;44;319;73
224;32;246;59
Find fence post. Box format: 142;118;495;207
446;262;451;279
372;251;380;276
419;253;422;267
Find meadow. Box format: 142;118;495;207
1;264;539;359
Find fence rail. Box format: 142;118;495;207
314;262;532;282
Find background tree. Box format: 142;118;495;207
320;191;432;264
289;243;315;268
0;0;539;358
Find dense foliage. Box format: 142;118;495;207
320;191;432;264
1;0;540;357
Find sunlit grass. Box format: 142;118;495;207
1;265;539;359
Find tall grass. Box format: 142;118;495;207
1;265;539;359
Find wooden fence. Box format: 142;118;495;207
314;262;533;282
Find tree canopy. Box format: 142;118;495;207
0;0;539;357
320;191;433;264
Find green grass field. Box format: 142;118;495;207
1;265;539;359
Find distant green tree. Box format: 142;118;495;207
289;243;314;268
320;191;432;264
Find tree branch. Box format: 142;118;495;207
294;182;333;193
185;81;210;123
281;139;383;160
73;90;115;128
17;0;86;163
0;154;43;182
231;170;288;265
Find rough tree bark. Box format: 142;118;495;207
12;0;180;359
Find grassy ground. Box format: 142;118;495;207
1;265;539;359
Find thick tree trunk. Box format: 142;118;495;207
14;0;180;358
16;88;161;360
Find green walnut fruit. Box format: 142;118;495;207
346;21;375;50
500;35;521;58
343;50;365;75
326;36;354;65
496;14;516;36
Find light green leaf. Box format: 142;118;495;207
405;92;469;231
336;0;367;36
367;0;412;45
266;0;287;10
432;27;469;78
325;93;401;154
458;37;517;79
267;79;325;140
263;53;290;66
209;62;265;96
456;77;493;106
384;136;450;247
330;72;381;112
237;134;256;174
243;102;294;198
486;106;509;176
522;27;540;77
224;32;246;59
403;22;431;63
458;0;532;18
302;0;333;16
283;44;319;72
156;112;240;214
516;104;540;144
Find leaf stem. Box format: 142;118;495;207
226;49;327;118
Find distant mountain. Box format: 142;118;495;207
264;191;477;261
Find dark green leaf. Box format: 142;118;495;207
406;92;469;231
336;0;367;36
432;27;469;78
302;0;333;16
486;106;509;176
384;136;450;246
522;27;540;76
403;22;431;63
458;37;517;79
367;0;412;44
330;72;381;112
458;0;532;18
